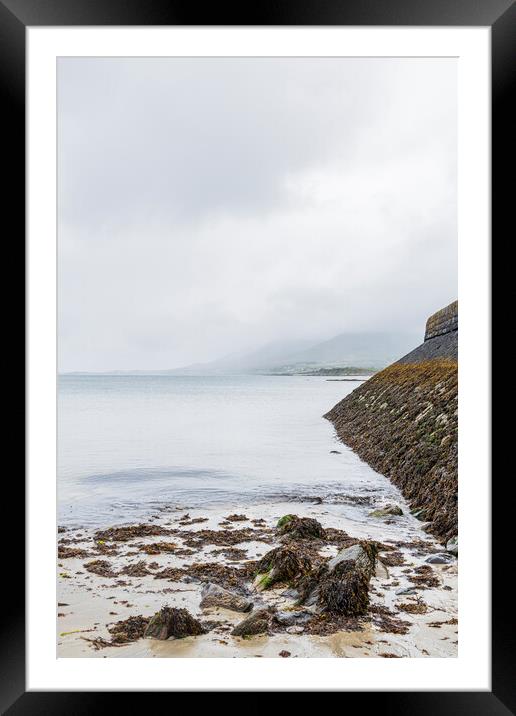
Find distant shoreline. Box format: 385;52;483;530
60;369;376;378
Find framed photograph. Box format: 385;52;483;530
4;0;510;708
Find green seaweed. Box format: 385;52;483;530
276;514;295;529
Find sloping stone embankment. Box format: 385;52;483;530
324;303;458;544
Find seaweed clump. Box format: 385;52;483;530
94;524;170;543
108;615;150;644
180;527;273;548
317;563;371;615
120;560;151;577
139;542;178;555
297;541;378;616
277;516;326;541
153;561;257;592
408;565;440;589
231;609;273;637
397;600;428;615
143;606;206;640
58;545;90;559
225;514;249;522
83;559;118;578
254;546;311;591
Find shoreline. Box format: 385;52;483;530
57;498;457;658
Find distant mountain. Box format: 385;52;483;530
64;331;421;377
280;331;420;370
170;331;420;375
166;339;316;375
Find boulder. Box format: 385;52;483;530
327;542;378;577
369;503;403;518
143;606;205;640
199;582;253;613
253;546;311;591
425;553;455;565
446;536;458;556
278;516;326;540
231;609;273;637
274;610;313;627
297;541;378;615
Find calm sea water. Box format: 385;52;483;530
58;374;399;527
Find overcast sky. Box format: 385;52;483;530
58;57;456;372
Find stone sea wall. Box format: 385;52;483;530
324;302;458;544
424;300;458;340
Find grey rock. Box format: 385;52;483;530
425;553;455;565
327;543;376;574
375;561;389;579
369;503;403;518
200;582;253;613
395;587;417;596
274;610;313;626
281;588;300;600
231;609;272;637
446;536;458;556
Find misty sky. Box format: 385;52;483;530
58;57;457;372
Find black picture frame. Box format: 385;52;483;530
3;0;511;710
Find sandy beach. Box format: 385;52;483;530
57;497;457;659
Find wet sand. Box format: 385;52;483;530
57;499;457;658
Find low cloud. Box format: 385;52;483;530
58;57;457;371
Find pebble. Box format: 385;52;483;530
395;587;417;596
